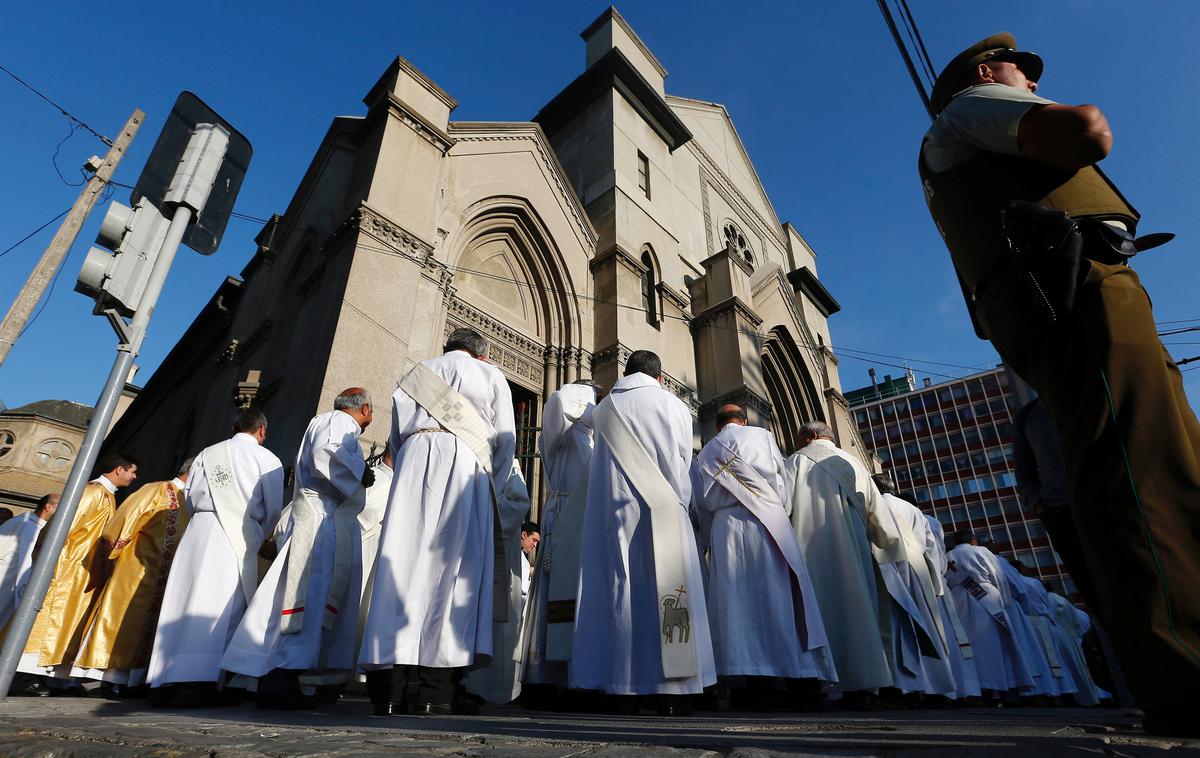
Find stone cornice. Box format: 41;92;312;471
590;244;646;278
698;387;774;423
787;266;841;318
534;48;691;152
824;386;851;410
656;281;691;316
580;7;669;79
331;204;453;293
380;92;455;153
692;295;763;331
448;122;597;249
364;55;458;111
591;341;699;414
701;245;754;279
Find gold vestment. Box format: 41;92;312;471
74;480;188;673
22;481;115;666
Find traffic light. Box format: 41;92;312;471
75;197;170;316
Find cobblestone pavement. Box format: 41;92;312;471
0;696;1196;757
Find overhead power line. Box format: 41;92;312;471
0;208;72;259
0;62;112;146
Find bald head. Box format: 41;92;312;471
716;404;748;427
335;387;374;431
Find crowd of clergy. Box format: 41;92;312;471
0;327;1116;716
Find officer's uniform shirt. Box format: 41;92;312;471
922;83;1053;172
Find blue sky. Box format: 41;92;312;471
2;1;1197;414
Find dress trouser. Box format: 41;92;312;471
366;665;461;706
976;256;1200;715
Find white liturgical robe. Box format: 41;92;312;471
880;493;956;696
784;439;901;693
997;558;1063;696
357;459;393;627
359;350;515;671
925;516;981;699
0;512;45;629
466;461;530;703
693;423;835;682
222;410;366;681
571;372;716;695
523;383;595;687
1048;592;1108;705
946;543;1033;693
147;433;284;687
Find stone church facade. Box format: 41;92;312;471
105;8;869;507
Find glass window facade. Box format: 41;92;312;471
849;368;1075;598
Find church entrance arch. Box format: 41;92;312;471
442;196;586;514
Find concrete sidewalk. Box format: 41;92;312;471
0;696;1194;757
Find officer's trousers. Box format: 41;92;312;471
977;256;1200;715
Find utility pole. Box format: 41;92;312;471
0;109;144;367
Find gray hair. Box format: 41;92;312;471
800;421;834;440
334;390;372;412
445;327;487;358
177;456;196;477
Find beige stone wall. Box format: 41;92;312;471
0;417;83;511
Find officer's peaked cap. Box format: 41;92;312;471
930;32;1044;115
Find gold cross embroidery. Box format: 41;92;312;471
713;454;758;494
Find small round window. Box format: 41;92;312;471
722;222;754;270
0;429;14;458
34;439;74;472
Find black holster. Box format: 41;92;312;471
1001;200;1084;324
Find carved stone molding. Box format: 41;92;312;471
698;387;774;421
691;296;764;332
384;93;454;153
591;341;699;414
444;297;545;390
235;370;262;411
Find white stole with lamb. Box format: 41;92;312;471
594;399;697;679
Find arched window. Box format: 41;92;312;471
722;221;755;271
640;250;658;326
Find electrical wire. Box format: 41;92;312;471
0;207;71;259
50;121;88;187
1159;326;1200;337
349;239;978;381
0;62;112;146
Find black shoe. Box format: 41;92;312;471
414;701;453;716
7;674;50;697
147;686;178;707
84;684;117;699
655;695;693;717
452;697;480;716
372;702;394;716
48;687;84;697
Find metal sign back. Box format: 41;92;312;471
132;91;252;254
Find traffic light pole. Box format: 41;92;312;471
0;110;144;368
0;203;192;699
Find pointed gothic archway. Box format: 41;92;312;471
761;325;825;453
442;195;587;508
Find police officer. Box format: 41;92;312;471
919;33;1200;737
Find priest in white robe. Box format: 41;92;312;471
357;447;393;634
946;535;1033;695
692;404;836;695
521;380;598;691
1048;591;1109;705
146;409;284;707
359;328;515;716
222;389;373;709
873;475;956;698
465;461;531;705
0;495;56;630
571;350;715;715
924;515;981;700
996;556;1065;698
784;422;901;702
